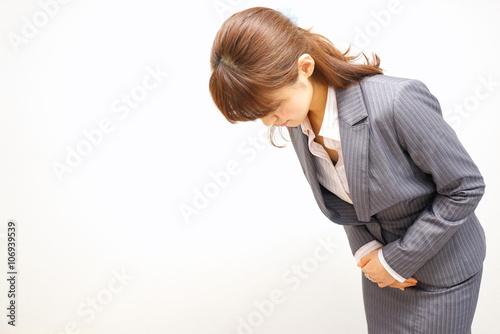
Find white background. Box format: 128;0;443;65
0;0;499;333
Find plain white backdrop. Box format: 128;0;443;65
0;0;499;333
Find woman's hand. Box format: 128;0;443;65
388;277;418;291
358;248;418;290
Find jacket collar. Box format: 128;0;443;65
289;82;372;223
337;82;371;222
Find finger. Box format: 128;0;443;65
389;280;416;287
378;281;392;288
358;258;370;268
390;284;413;289
397;282;417;288
390;285;407;290
377;281;395;288
390;279;417;289
402;280;417;286
389;281;416;289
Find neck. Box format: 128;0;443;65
308;80;328;134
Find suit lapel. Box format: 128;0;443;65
336;83;371;222
288;82;372;224
288;122;363;225
288;126;332;216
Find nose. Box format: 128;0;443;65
260;114;276;126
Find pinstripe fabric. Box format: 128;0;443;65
287;75;486;333
362;269;482;334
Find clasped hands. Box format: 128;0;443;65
358;247;418;291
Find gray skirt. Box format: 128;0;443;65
362;269;483;334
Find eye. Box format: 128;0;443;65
273;102;285;113
264;109;278;117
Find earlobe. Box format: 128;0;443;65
298;53;315;77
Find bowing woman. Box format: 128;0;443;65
208;7;486;334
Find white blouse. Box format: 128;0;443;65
299;86;352;204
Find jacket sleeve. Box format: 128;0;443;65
381;79;485;279
344;225;378;254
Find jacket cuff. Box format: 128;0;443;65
354;240;383;264
379;249;406;282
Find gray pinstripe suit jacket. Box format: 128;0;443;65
288;75;486;288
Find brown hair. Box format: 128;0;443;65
209;7;382;131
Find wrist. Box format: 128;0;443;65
378;249;406;283
354;240;383;264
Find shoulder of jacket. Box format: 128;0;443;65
359;75;429;98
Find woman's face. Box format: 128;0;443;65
259;55;316;128
259;74;314;127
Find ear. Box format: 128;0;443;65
297;54;315;78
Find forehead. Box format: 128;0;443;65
268;83;297;102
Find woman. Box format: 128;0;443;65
209;7;485;334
